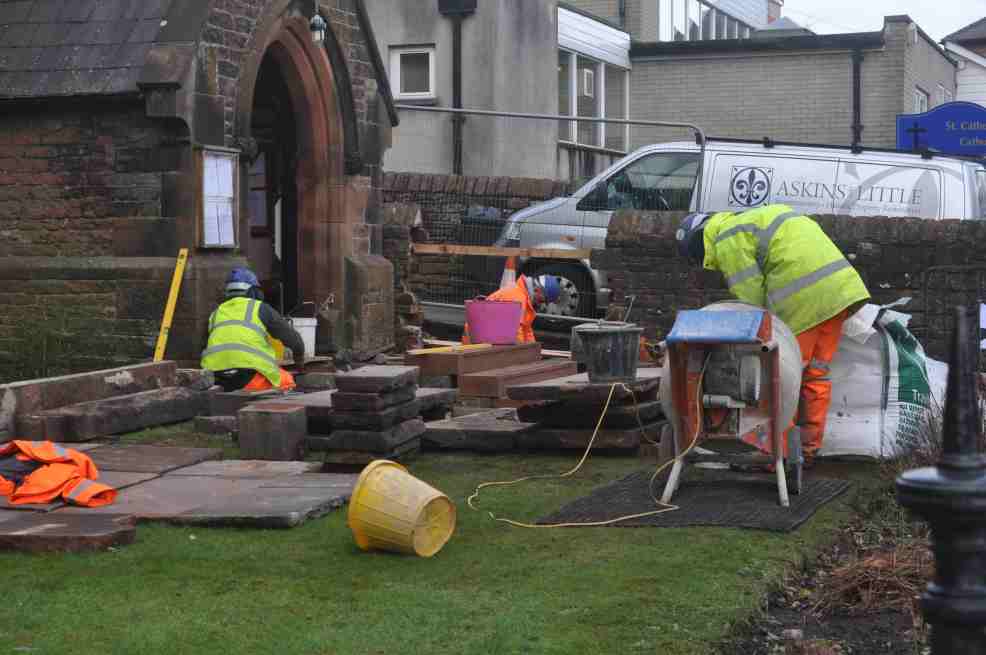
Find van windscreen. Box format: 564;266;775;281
579;152;701;212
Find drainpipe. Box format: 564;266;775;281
438;1;477;175
851;48;864;152
618;0;626;27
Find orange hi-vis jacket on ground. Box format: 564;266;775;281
0;441;116;507
462;275;537;345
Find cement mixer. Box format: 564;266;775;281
659;302;805;507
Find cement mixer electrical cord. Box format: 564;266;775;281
466;355;712;528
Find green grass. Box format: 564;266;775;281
0;432;863;655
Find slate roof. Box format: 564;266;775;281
0;0;172;99
944;17;986;44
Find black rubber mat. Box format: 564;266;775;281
538;468;851;533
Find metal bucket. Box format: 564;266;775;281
573;322;643;384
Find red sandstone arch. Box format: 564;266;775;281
237;9;346;308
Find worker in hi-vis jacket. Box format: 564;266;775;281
201;268;307;392
675;204;871;468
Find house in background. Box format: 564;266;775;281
943;18;986;107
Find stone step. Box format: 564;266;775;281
23;387;207;442
458;360;579;399
3;361;178;436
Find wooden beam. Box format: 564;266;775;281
422;338;571;359
411;243;591;260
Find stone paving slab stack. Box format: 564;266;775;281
325;366;424;463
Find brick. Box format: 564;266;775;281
238;403;308;461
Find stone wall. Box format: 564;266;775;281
0;101;192;383
592;210;986;361
380;172;572;301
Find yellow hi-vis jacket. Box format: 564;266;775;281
702;204;870;335
201;297;282;386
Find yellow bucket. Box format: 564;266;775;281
347;460;456;557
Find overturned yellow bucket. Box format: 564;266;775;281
348;460;456;557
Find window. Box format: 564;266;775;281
558;50;630;152
201;149;239;248
914;87;929;113
688;0;701;40
701;6;715;39
390;46;435;100
580;152;701;211
673;0;687;41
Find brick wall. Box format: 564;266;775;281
898;17;958;113
563;0;622;26
591;210;986;361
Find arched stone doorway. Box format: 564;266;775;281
237;12;347;321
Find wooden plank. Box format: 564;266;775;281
458;360;578;399
406;344;491;356
405;342;541;377
422;338;571;359
411;243;591;260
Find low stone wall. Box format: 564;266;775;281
591;210;986;361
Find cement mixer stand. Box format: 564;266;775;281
660;309;802;508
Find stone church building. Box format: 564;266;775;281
0;0;399;381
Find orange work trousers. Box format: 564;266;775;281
794;309;849;461
243;369;297;392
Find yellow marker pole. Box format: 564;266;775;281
154;248;189;362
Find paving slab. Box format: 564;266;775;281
87;445;223;474
0;496;62;513
334;366;419;394
193;415;238;436
29;387;208;442
172;486;351;529
0;510;18;523
506;369;662;403
256;391;336;434
259;473;359;489
331;399;421;431
517;399;665;429
416;387;458;411
516;423;662;451
332;386;417;412
422;409;534;452
168;460;321;479
55;442;103;452
326;418;427;452
55;476;270;520
0;513;136;553
322;439;421;466
98;471;160;490
207;388;286;417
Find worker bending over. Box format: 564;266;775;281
463;274;561;344
202;268;307;392
676;204;870;467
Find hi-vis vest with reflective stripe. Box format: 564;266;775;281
201;297;281;386
702;204;870;334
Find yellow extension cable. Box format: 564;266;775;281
467;357;711;528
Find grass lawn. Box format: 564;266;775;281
0;426;862;655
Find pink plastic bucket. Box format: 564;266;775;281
465;298;523;345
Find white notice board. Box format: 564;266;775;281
202;150;238;248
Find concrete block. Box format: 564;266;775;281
325;418;426;452
88;445;223;474
296;372;336;390
193;415;238;436
332;385;417;412
177;368;215;391
334;365;419;394
345;254;395;356
30;387;208;442
423;409;532;452
238;403;308;461
207;389;284;417
331;399;421;431
416;387;458;412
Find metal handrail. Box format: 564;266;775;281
394;104;708;211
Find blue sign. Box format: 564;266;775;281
896;101;986;156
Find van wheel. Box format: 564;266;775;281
530;263;595;318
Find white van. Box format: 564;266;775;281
499;138;986;317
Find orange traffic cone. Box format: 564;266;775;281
499;257;517;289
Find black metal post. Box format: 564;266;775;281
897;305;986;654
851;49;864;152
451;14;465;175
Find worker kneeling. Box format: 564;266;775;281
676;204;870;468
202;268;307;392
462;274;561;344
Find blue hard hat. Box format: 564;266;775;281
676;213;711;262
537;275;561;304
226;267;260;296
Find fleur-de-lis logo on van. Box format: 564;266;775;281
729;167;773;207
